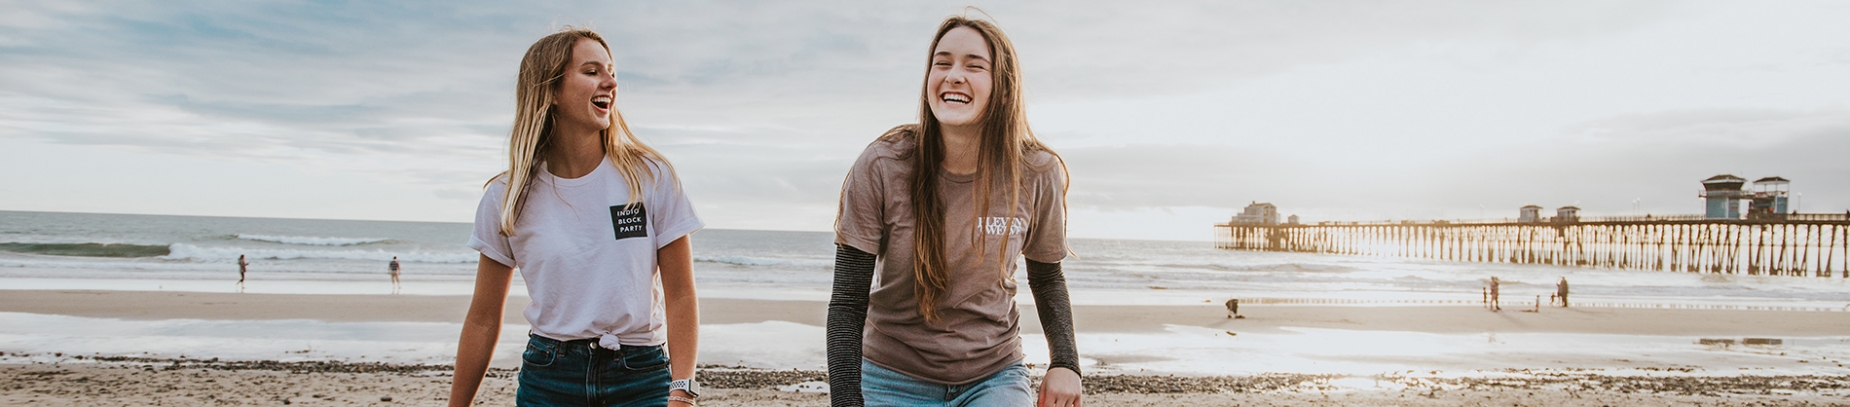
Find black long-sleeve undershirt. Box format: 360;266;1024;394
825;244;1081;407
826;245;877;407
1026;258;1082;376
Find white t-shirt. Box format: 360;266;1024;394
469;157;703;348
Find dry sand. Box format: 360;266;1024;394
4;361;1848;406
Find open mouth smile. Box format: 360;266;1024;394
941;92;971;105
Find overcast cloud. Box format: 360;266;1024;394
1;1;1846;240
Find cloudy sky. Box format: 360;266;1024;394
2;1;1846;241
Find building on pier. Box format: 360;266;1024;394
1700;174;1748;219
1749;177;1791;220
1287;214;1300;225
1232;201;1279;225
1555;206;1580;223
1519;205;1543;223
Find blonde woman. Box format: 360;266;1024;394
450;28;704;407
829;15;1083;407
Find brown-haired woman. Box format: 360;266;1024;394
450;28;705;407
829;14;1083;407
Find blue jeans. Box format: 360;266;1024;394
517;334;671;407
861;359;1034;407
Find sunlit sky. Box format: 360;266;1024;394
2;1;1846;241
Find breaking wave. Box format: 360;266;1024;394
164;244;475;264
234;234;390;246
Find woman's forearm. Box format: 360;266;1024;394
658;236;699;383
1026;259;1080;375
665;293;699;381
826;244;877;407
449;255;513;407
448;319;502;407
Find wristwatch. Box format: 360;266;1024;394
670;378;700;397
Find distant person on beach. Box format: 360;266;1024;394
828;14;1083;407
450;28;705;407
1488;277;1501;311
237;254;249;292
1556;277;1569;307
388;256;401;294
1226;298;1243;319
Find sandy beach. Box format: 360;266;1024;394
6;353;1850;406
4;289;1850;405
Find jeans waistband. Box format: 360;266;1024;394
527;332;661;353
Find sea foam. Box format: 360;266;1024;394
165;243;476;264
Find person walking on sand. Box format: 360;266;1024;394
449;28;705;407
828;13;1083;407
1488;276;1501;311
237;254;249;292
388;256;401;294
1556;277;1569;308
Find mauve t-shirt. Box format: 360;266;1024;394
834;130;1068;385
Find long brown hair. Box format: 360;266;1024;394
494;28;676;236
903;15;1066;323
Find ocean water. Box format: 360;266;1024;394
2;210;1846;309
4;210;1849;377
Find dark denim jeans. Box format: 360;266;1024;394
517;334;671;407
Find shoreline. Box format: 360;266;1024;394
4;289;1849;337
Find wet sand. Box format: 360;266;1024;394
3;289;1847;337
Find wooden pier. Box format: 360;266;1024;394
1215;214;1850;277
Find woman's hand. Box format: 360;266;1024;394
1038;366;1082;407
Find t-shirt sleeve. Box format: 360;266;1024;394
834;148;886;256
1022;161;1068;263
468;181;516;268
649;161;704;249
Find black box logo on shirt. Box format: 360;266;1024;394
610;204;648;241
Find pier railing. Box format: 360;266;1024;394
1216;214;1850;277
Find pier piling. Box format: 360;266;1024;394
1216;215;1850;277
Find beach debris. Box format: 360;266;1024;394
1225;331;1238;337
1698;338;1736;346
1743;338;1783;345
775;381;830;393
381;395;393;401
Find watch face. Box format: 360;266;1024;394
673;379;700;396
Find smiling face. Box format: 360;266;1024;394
927;26;994;132
551;38;617;132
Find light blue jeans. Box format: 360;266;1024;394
861;360;1034;407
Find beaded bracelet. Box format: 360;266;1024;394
668;395;698;406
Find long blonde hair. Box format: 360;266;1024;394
903;15;1068;323
495;28;675;236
